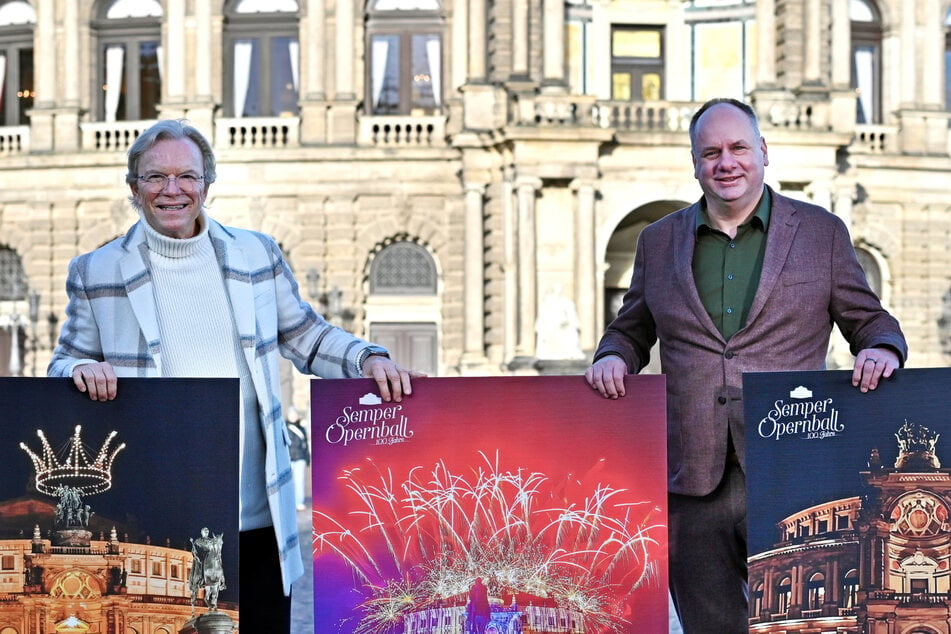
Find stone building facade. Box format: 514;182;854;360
0;0;948;410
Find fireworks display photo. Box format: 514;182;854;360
311;374;669;634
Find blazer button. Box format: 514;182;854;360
724;351;735;359
718;396;727;405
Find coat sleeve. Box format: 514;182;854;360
262;237;382;379
593;231;658;373
47;253;107;378
828;217;908;363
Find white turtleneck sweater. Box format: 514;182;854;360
141;212;271;531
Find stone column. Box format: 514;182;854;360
900;0;916;105
755;0;776;87
468;0;486;81
511;0;529;79
922;0;943;105
462;183;487;366
329;0;358;141
300;0;329;144
514;176;541;361
572;179;597;352
195;0;213;102
541;0;564;87
29;0;57;152
165;0;186;102
803;0;821;83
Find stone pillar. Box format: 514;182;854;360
300;0;329;144
468;0;486;81
514;176;540;362
900;0;916;105
572;179;597;352
165;0;186;102
330;0;358;142
29;0;57;152
541;0;564;87
755;0;776;87
923;0;943;105
462;182;487;367
803;0;822;84
511;0;529;79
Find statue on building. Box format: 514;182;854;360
894;419;941;471
189;527;226;613
53;485;93;529
536;285;585;360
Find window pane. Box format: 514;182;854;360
103;44;127;121
410;34;438;113
853;46;875;123
613;29;660;58
234;39;260;117
612;72;631;100
641;73;660;100
138;41;160;120
18;48;32;125
270;36;299;116
371;34;400;114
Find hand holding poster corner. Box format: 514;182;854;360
311;374;670;633
744;367;951;632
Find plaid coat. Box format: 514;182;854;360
49;218;379;593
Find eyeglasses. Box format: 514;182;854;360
137;173;205;193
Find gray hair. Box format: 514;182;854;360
126;119;217;186
688;98;762;150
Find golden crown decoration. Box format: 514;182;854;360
20;425;126;496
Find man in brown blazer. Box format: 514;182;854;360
585;98;907;632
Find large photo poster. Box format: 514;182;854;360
311;375;669;633
0;377;240;631
744;367;951;633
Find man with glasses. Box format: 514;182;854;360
48;119;422;631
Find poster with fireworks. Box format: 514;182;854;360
0;377;240;626
311;375;669;634
744;367;951;630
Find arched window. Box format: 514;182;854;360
776;576;792;614
842;569;859;607
223;0;300;118
369;241;437;294
0;0;33;127
807;572;825;610
366;0;444;115
92;0;162;122
751;581;765;616
367;240;439;375
851;0;882;124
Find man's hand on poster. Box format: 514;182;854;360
72;361;118;402
362;355;426;403
585;355;628;399
852;347;900;394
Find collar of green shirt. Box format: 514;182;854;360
696;186;772;235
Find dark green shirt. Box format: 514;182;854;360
692;188;770;341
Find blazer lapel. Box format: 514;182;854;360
118;226;163;373
674;203;727;343
744;191;799;328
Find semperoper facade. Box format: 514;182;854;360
0;0;949;407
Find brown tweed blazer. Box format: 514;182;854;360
595;188;907;497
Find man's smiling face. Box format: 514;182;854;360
131;137;208;239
